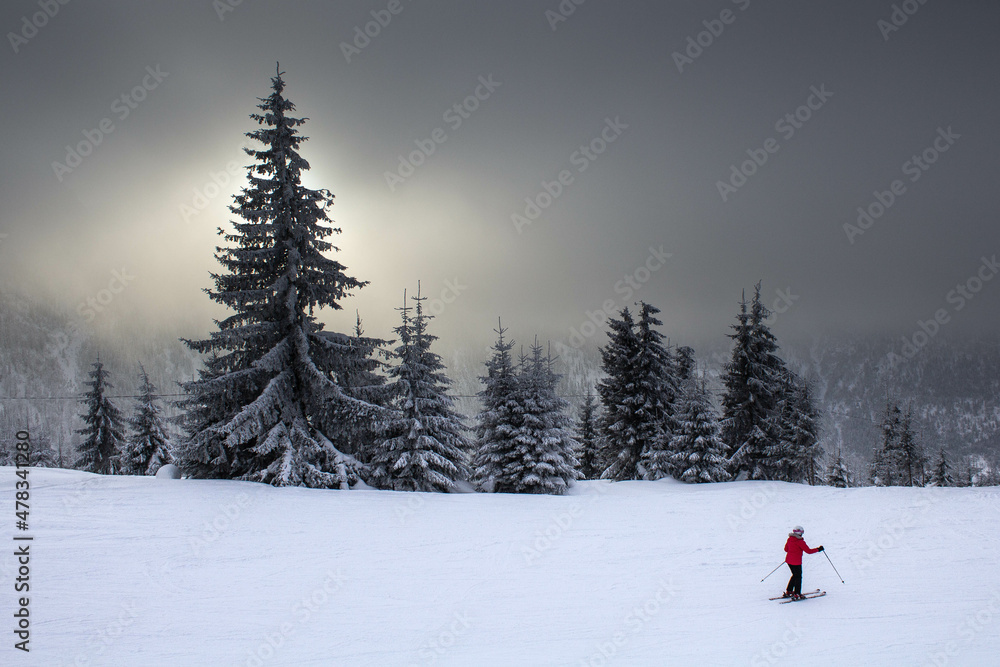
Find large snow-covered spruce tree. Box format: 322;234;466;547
669;378;730;483
75;357;125;475
178;67;381;488
720;284;788;480
120;365;173;475
368;287;470;492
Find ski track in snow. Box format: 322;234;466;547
1;468;998;666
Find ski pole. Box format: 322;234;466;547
823;550;845;584
761;562;785;582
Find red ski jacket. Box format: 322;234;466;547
784;536;819;565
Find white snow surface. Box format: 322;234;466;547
3;467;999;666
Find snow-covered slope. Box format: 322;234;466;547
3;468;998;666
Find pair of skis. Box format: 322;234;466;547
769;589;826;603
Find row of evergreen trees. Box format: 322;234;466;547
570;290;823;486
74;360;172;476
59;67;995;493
64;67;822;492
868;399;990;487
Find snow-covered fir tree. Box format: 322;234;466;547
177;67;380;488
339;312;392;462
472;322;523;492
674;345;697;383
720;284;788;480
668;378;730;483
772;377;823;484
825;450;852;488
869;400;924;487
954;458;975;487
75;357;125;475
368;287;470;492
29;435;59;468
977;462;1000;486
0;433;58;468
512;340;579;493
598;304;676;481
119;365;173;476
473;327;577;494
575;389;602;480
635;303;680;481
597;308;642;480
896;407;924;487
929;448;953;487
870;401;903;486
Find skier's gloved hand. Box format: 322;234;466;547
818;546;824;551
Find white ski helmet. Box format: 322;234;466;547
791;526;804;537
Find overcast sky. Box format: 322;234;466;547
1;0;997;358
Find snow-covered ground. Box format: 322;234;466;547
2;468;999;666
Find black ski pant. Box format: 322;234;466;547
786;563;802;594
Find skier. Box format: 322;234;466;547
781;526;823;600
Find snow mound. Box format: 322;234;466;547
154;463;181;479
